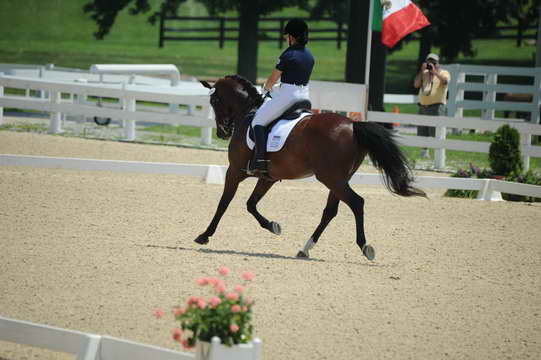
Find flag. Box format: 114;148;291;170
381;0;430;48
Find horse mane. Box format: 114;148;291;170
224;75;264;109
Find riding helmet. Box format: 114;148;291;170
284;18;309;44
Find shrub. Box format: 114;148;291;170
444;163;493;198
503;170;541;202
488;124;523;176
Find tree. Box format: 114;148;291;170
83;0;309;83
413;0;541;64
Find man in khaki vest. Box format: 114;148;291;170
414;53;451;158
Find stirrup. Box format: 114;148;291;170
249;159;269;173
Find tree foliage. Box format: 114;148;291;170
83;0;186;39
84;0;310;81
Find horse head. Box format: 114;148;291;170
201;75;263;140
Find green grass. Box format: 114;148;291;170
1;0;537;92
1;0;539;172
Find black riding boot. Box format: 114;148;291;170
250;125;269;173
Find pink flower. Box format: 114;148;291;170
231;304;241;313
173;307;186;317
230;324;240;333
215;283;227;294
245;297;254;305
172;328;182;342
207;277;219;286
197;298;207;309
242;306;248;312
209;297;222;308
234;285;245;294
241;271;255;281
218;266;230;276
196;278;209;286
181;339;193;349
226;292;239;301
187;296;198;306
153;309;165;319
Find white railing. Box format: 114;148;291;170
0;71;366;145
89;64;181;86
0;316;262;360
2;154;540;200
446;64;541;124
367;111;541;171
0;73;213;143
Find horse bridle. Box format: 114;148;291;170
211;88;263;138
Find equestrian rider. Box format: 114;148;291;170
250;18;315;173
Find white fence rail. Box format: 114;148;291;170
2;154;540;200
446;64;541;124
0;316;262;360
367;111;541;171
0;71;366;145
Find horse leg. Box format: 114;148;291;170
195;168;246;245
297;191;339;258
320;179;375;261
246;178;281;235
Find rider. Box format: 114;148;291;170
250;18;315;173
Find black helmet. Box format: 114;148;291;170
284;19;309;43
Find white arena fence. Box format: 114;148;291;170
1;63;540;171
367;111;541;171
0;64;367;146
0;316;262;360
1;154;540;201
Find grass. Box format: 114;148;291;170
1;0;539;172
1;0;537;92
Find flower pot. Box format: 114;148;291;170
195;337;262;360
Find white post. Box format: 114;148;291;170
49;91;62;134
482;73;497;121
124;98;136;141
38;67;45;99
77;94;87;123
434;125;446;169
201;106;214;146
456;72;465;118
522;133;531;172
201;127;212;146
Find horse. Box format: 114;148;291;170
196;75;426;260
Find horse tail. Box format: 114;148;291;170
353;122;426;198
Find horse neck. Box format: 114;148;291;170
231;106;254;142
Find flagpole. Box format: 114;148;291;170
364;0;375;87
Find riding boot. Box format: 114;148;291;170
250;125;269;173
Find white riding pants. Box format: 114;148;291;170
252;83;310;127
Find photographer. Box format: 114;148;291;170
413;53;450;158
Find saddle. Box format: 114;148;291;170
247;100;312;143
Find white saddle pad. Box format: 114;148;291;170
246;112;311;152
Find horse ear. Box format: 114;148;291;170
200;81;212;89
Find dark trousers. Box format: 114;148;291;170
417;103;445;137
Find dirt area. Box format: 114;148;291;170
1;131;540;360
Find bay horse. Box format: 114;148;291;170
196;75;426;260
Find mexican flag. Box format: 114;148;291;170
380;0;430;48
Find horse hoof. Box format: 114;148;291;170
362;245;375;261
269;221;282;235
194;235;209;245
296;250;308;258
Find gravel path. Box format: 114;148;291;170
1;130;540;360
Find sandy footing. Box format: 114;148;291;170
1;131;540;360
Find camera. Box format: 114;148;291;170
426;63;434;71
